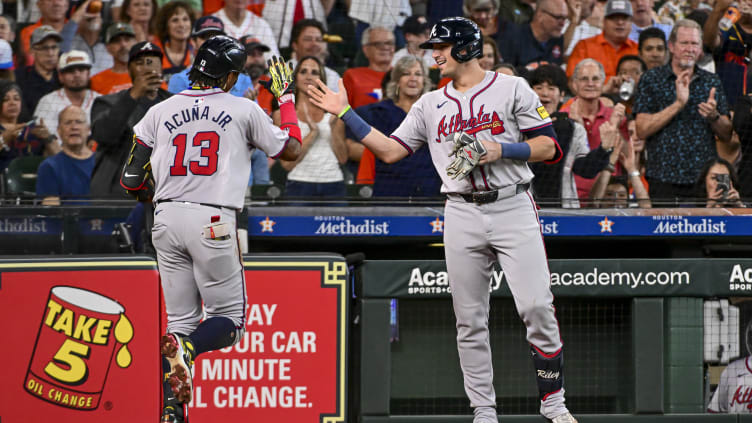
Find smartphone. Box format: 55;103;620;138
714;174;730;199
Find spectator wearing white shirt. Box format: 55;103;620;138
34;50;100;137
348;0;411;47
628;0;672;42
212;0;279;56
563;0;604;57
391;15;434;71
262;0;331;49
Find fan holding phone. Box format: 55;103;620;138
698;158;745;208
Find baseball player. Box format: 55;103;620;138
308;17;576;423
120;35;301;422
708;356;752;413
708;321;752;413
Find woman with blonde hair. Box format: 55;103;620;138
351;55;441;197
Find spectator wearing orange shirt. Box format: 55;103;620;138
342;26;395;176
343;26;394;109
91;23;137;95
153;1;195;81
567;0;638;80
19;0;68;65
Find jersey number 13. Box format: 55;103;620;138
170;131;219;176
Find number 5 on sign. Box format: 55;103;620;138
44;339;90;385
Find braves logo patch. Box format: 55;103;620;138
435;105;505;142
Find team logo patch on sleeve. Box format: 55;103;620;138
537;106;550;120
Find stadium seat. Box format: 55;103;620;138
4;155;45;197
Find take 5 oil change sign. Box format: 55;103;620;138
0;260;162;422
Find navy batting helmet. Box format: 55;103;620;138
192;35;246;79
419;17;482;63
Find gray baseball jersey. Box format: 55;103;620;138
391;71;552;193
134;87;292;337
133;87;289;209
389;71;567;420
708;357;752;413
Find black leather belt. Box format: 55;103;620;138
155;199;238;212
458;183;530;204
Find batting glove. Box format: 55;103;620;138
445;134;487;180
260;56;294;103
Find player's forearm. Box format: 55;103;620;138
339;107;407;164
361;128;406;164
525;135;557;162
635;103;683;139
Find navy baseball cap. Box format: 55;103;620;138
193;16;225;37
128;41;163;63
239;35;270;53
105;22;135;44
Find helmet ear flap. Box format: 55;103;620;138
451;38;482;63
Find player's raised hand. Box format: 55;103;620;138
260;56;294;100
308;79;350;117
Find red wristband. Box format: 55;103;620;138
279;100;301;144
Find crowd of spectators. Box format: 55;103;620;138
0;0;748;208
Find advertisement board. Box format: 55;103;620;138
0;255;348;423
0;258;162;422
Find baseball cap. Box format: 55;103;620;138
0;39;13;70
239;35;270;53
402;15;431;35
128;41;163;63
105;22;136;44
605;0;633;17
193;15;225;37
30;25;62;47
58;50;92;71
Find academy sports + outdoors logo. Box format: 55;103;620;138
729;264;752;291
24;286;134;410
406;266;691;295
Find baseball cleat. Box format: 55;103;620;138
162;399;186;422
161;334;195;403
550;412;578;423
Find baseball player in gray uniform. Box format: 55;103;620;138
309;17;576;423
120;35;300;422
